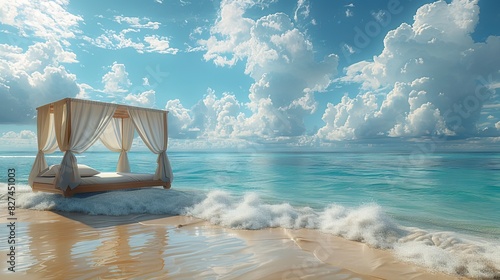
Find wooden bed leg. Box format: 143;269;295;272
163;182;171;189
62;189;74;198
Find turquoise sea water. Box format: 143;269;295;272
1;150;499;277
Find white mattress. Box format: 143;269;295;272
34;172;156;185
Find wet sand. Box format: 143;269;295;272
1;208;468;279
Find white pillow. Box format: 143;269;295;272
40;164;100;177
76;164;101;177
39;165;60;177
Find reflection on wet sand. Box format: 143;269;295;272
1;208;465;279
23;212;170;279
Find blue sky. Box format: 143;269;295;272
0;0;499;151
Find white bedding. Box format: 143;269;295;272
34;172;156;185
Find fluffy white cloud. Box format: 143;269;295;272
144;35;179;54
318;0;500;141
317;92;378;140
124;89;156;107
166;89;242;139
200;1;253;67
165;99;196;139
97;63;158;107
0;0;82;41
199;0;338;139
496;121;500;130
0;1;83;124
76;83;94;99
102;62;131;94
0;40;80;123
1;38;77;74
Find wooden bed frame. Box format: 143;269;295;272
32;180;171;198
30;99;174;197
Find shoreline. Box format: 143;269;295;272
0;208;468;279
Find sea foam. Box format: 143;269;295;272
4;184;500;279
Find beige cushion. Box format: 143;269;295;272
40;164;100;177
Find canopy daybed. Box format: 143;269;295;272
28;98;173;197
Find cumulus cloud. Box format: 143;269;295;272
144;35;179;54
125;89;156;107
76;83;94;99
89;62;158;108
199;0;338;139
165;99;194;138
318;0;500;141
95;62;159;107
0;40;80;123
0;1;84;124
166;89;241;139
318;92;378;140
102;62;131;94
5;38;78;73
193;89;242;138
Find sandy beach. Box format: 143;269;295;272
0;208;469;280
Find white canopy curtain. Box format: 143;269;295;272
99;117;134;172
53;99;117;190
28;105;59;186
128;107;173;183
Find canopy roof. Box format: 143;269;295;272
29;98;173;190
38;98;167;118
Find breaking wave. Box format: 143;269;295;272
3;184;500;279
